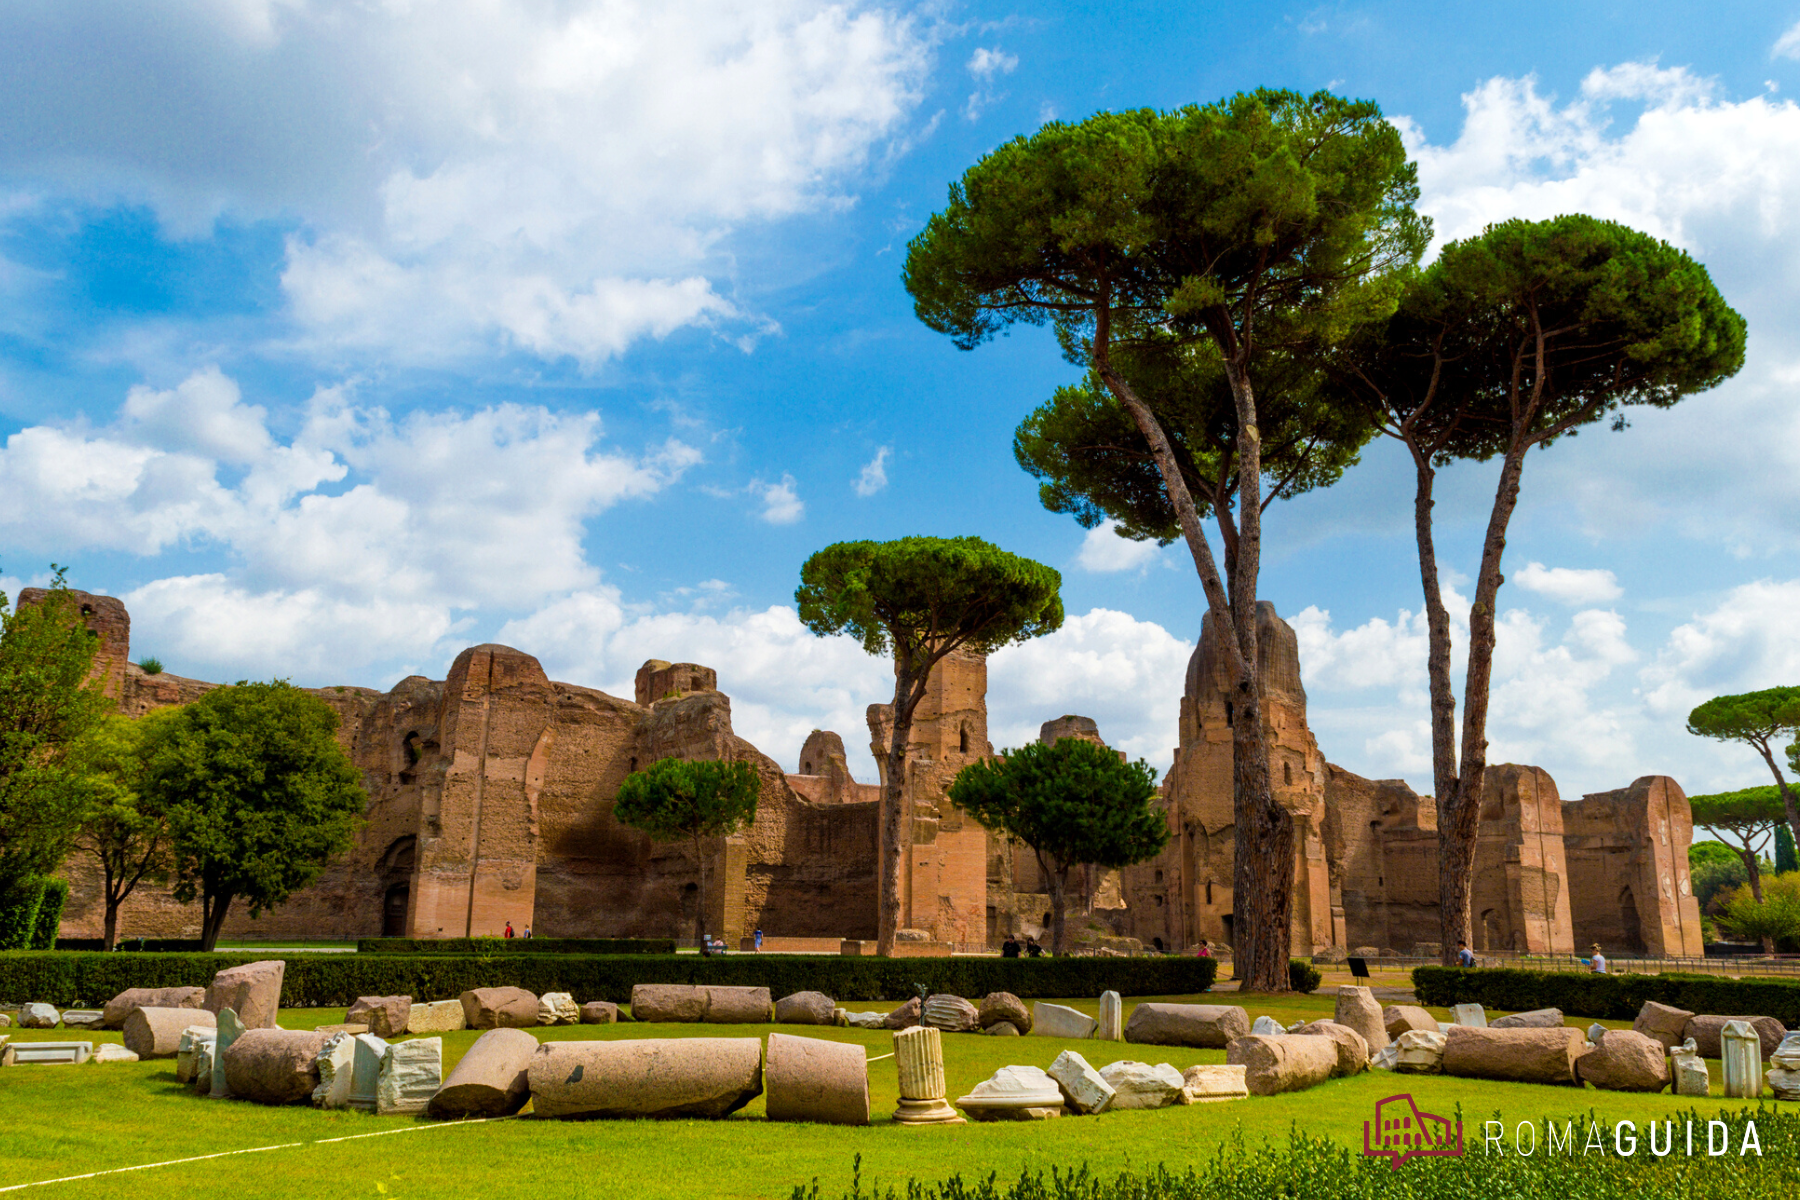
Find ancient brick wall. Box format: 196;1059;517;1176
1565;776;1706;957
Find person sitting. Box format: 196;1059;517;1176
1001;933;1021;958
1456;940;1475;967
1194;938;1212;958
1585;943;1608;974
1025;937;1044;958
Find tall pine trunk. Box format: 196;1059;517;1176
877;658;926;957
1045;855;1069;956
692;832;708;952
1410;451;1467;966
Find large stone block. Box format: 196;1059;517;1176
205;961;285;1029
579;1001;619;1025
765;1032;869;1126
346;996;412;1039
176;1026;214;1084
1046;1050;1114;1115
1225;1034;1338;1096
313;1033;355;1109
922;994;979;1033
1491;1007;1564;1030
1441;1025;1586;1085
1672;1052;1711;1097
1333;988;1388;1054
955;1065;1065;1121
1124;1003;1248;1048
221;1029;330;1105
1382;1005;1438;1039
1577;1029;1671;1092
350;1033;389;1111
461;987;539;1030
880;997;922;1030
1179;1063;1248;1103
775;992;839;1026
1031;1002;1097;1040
407;1000;466;1034
630;984;707;1023
1688;1014;1786;1059
1096;1060;1184;1109
123;1007;216;1059
1632;1000;1695;1050
19;1003;58;1029
377;1037;442;1115
430;1028;538;1117
1722;1020;1763;1099
1292;1019;1369;1076
978;992;1031;1035
1451;1003;1488;1029
1392;1029;1446;1074
211;1008;247;1098
526;1038;763;1119
536;993;579;1026
703;986;772;1024
1096;992;1122;1042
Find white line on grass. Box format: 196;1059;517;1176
0;1117;516;1193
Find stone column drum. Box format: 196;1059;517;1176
1722;1020;1763;1100
765;1033;870;1125
892;1026;964;1126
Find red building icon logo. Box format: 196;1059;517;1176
1363;1093;1464;1168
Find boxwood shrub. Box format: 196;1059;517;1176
0;950;1218;1008
356;937;676;955
1413;965;1800;1025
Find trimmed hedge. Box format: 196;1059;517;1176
54;938;208;952
1414;965;1800;1025
1288;959;1321;994
0;951;1218;1009
356;937;676;955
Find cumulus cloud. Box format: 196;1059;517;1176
1514;562;1623;606
1074;520;1163;574
853;447;890;497
0;1;932;362
753;475;805;524
963;45;1017;120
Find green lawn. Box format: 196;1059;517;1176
0;993;1789;1199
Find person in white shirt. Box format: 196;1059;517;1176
1587;943;1608;974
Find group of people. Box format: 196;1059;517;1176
999;933;1046;958
501;922;531;939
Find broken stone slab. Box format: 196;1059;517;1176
102;986;205;1030
536;993;579;1026
1672;1052;1711;1097
1632;1000;1695;1050
1441;1026;1586;1086
1096;991;1122;1042
92;1043;138;1063
1179;1063;1248;1103
1393;1030;1447;1074
1370;1043;1398;1071
1225;1034;1338;1096
19;1003;58;1029
978;992;1031;1034
1688;1014;1787;1059
430;1027;538;1117
1381;1005;1438;1040
880;997;922;1030
1334;987;1389;1054
1292;1019;1370;1076
1772;1031;1800;1069
1492;1007;1565;1030
842;1011;885;1029
211;1008;247;1099
765;1032;869;1126
346;995;413;1039
985;1021;1020;1036
775;991;839;1026
349;1032;389;1111
1031;1002;1097;1040
0;1013;10;1027
527;1037;763;1119
461;987;539;1030
189;1034;216;1092
1046;1049;1114;1115
922;994;979;1033
60;1010;104;1030
407;1000;466;1034
3;1040;92;1066
313;1032;355;1109
377;1037;442;1115
1451;1003;1488;1029
956;1064;1066;1120
1767;1059;1800;1101
1124;1003;1248;1048
1251;1016;1284;1036
1722;1020;1763;1099
1097;1060;1184;1109
222;1028;330;1105
1588;1022;1609;1045
124;1007;216;1059
206;960;285;1029
1577;1029;1671;1092
315;1023;370;1038
579;1001;619;1025
176;1026;214;1084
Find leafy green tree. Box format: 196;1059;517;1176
1780;827;1799;876
948;737;1167;955
1719;873;1800;953
905;92;1425;989
1334;216;1745;964
69;712;177;950
1689;786;1788;950
145;681;366;950
0;568;111;892
797;536;1063;956
1689;842;1754;916
613;758;760;952
1688;688;1800;853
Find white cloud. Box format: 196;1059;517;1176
0;1;933;362
967;48;1017;80
1775;20;1800;60
1074;520;1163;574
1639;578;1800;722
1514;562;1623;606
753;475;805;524
853;447;890;497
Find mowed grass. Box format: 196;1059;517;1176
0;993;1791;1200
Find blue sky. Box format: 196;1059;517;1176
3;1;1799;803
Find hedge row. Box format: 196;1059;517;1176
1413;965;1800;1025
0;951;1219;1009
355;937;676;955
54;938;208;952
0;876;64;951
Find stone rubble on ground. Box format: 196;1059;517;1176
1096;992;1122;1042
1672;1050;1711;1098
841;1011;886;1029
1722;1020;1764;1099
1031;1002;1097;1040
536;992;578;1026
1631;1000;1695;1050
1764;1032;1800;1101
1046;1049;1114;1115
527;1037;764;1119
1392;1029;1447;1074
1576;1029;1671;1092
1096;1060;1184;1109
60;1010;104;1030
1689;1014;1787;1059
1490;1007;1563;1029
956;1064;1066;1120
1334;987;1389;1053
346;995;413;1038
1124;1003;1248;1048
1291;1019;1370;1076
124;1006;215;1059
1179;1063;1248;1103
348;1032;390;1111
1251;1016;1283;1036
210;1007;247;1099
985;1021;1020;1036
407;999;466;1034
1587;1022;1608;1045
93;1042;140;1063
775;991;839;1026
922;994;980;1033
578;1001;619;1025
1442;1026;1588;1086
978;992;1032;1035
103;986;206;1030
3;1040;92;1065
205;961;285;1029
1381;1005;1438;1039
1451;1003;1487;1029
176;1026;214;1084
376;1037;442;1115
1225;1034;1338;1096
313;1032;356;1109
221;1029;331;1105
892;1025;964;1125
19;1003;59;1029
429;1027;538;1118
764;1032;870;1126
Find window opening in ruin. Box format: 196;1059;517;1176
1205;881;1213;905
1153;894;1163;907
803;760;812;774
1041;910;1052;927
1224;701;1233;725
1283;761;1292;785
1619;886;1646;954
629;757;638;773
383;883;410;937
959;725;969;754
1153;936;1165;952
1154;869;1163;883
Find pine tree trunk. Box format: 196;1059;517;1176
693;833;708;953
103;898;119;952
878;659;926;957
1743;848;1766;902
1046;855;1068;956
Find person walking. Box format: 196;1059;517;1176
503;921;515;939
1456;940;1475;967
754;928;763;952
